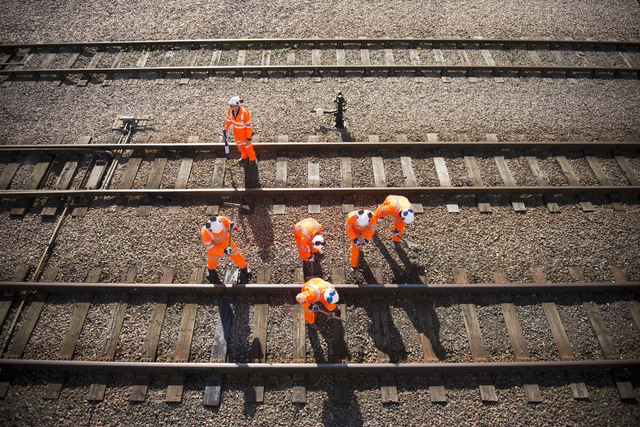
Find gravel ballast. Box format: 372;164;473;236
1;0;640;426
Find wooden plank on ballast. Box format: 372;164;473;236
454;268;498;402
532;266;589;399
129;268;172;402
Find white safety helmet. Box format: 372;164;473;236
206;216;224;233
401;208;415;224
355;209;372;228
323;288;339;304
229;96;242;106
312;234;325;247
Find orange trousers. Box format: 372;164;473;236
237;140;256;161
391;218;406;242
206;239;246;269
349;244;361;268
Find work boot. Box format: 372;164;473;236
239;157;248;166
308;322;317;330
394;241;403;251
241;266;251;276
349;266;356;273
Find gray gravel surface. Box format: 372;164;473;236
0;76;639;145
0;0;639;43
1;0;640;426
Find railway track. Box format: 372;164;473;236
0;133;639;216
0;264;638;404
1;40;639;417
1;37;639;85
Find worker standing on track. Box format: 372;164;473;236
293;217;325;262
201;215;250;283
296;278;339;324
224;96;256;165
345;209;376;272
372;195;415;250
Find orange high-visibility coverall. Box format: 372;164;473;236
372;195;414;242
293;218;323;261
224;106;255;161
201;216;247;270
345;210;376;268
296;278;337;324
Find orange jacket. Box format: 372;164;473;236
201;216;232;254
293;218;323;261
345;210;376;243
296;278;337;311
224;106;252;142
372;195;413;223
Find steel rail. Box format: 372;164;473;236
0;186;638;200
1;282;638;293
1;140;640;154
0;359;638;374
0;65;638;78
1;37;639;50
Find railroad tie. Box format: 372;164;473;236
454;267;498;402
532;267;589;399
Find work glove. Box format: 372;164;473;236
224;247;232;255
377;216;384;223
361;239;369;247
392;229;400;237
308;255;314;262
247;138;252;143
228;221;238;231
311;303;319;312
352;237;360;245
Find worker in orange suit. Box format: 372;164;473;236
224;96;255;164
372;195;415;250
345;209;376;273
293;218;325;262
296;278;339;324
201;215;250;283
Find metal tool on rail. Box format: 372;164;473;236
393;230;421;251
100;116;140;190
311;303;347;323
314;91;347;130
118;116;138;135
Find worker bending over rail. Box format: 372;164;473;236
293;217;325;262
372;195;415;250
201;215;250;283
296;278;339;324
224;96;256;164
345;209;376;273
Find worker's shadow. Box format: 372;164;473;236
354;251;377;284
303;256;326;278
232;198;275;264
370;233;414;284
321;390;364;425
307;320;333;363
370;234;446;359
357;235;416;362
418;295;448;361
